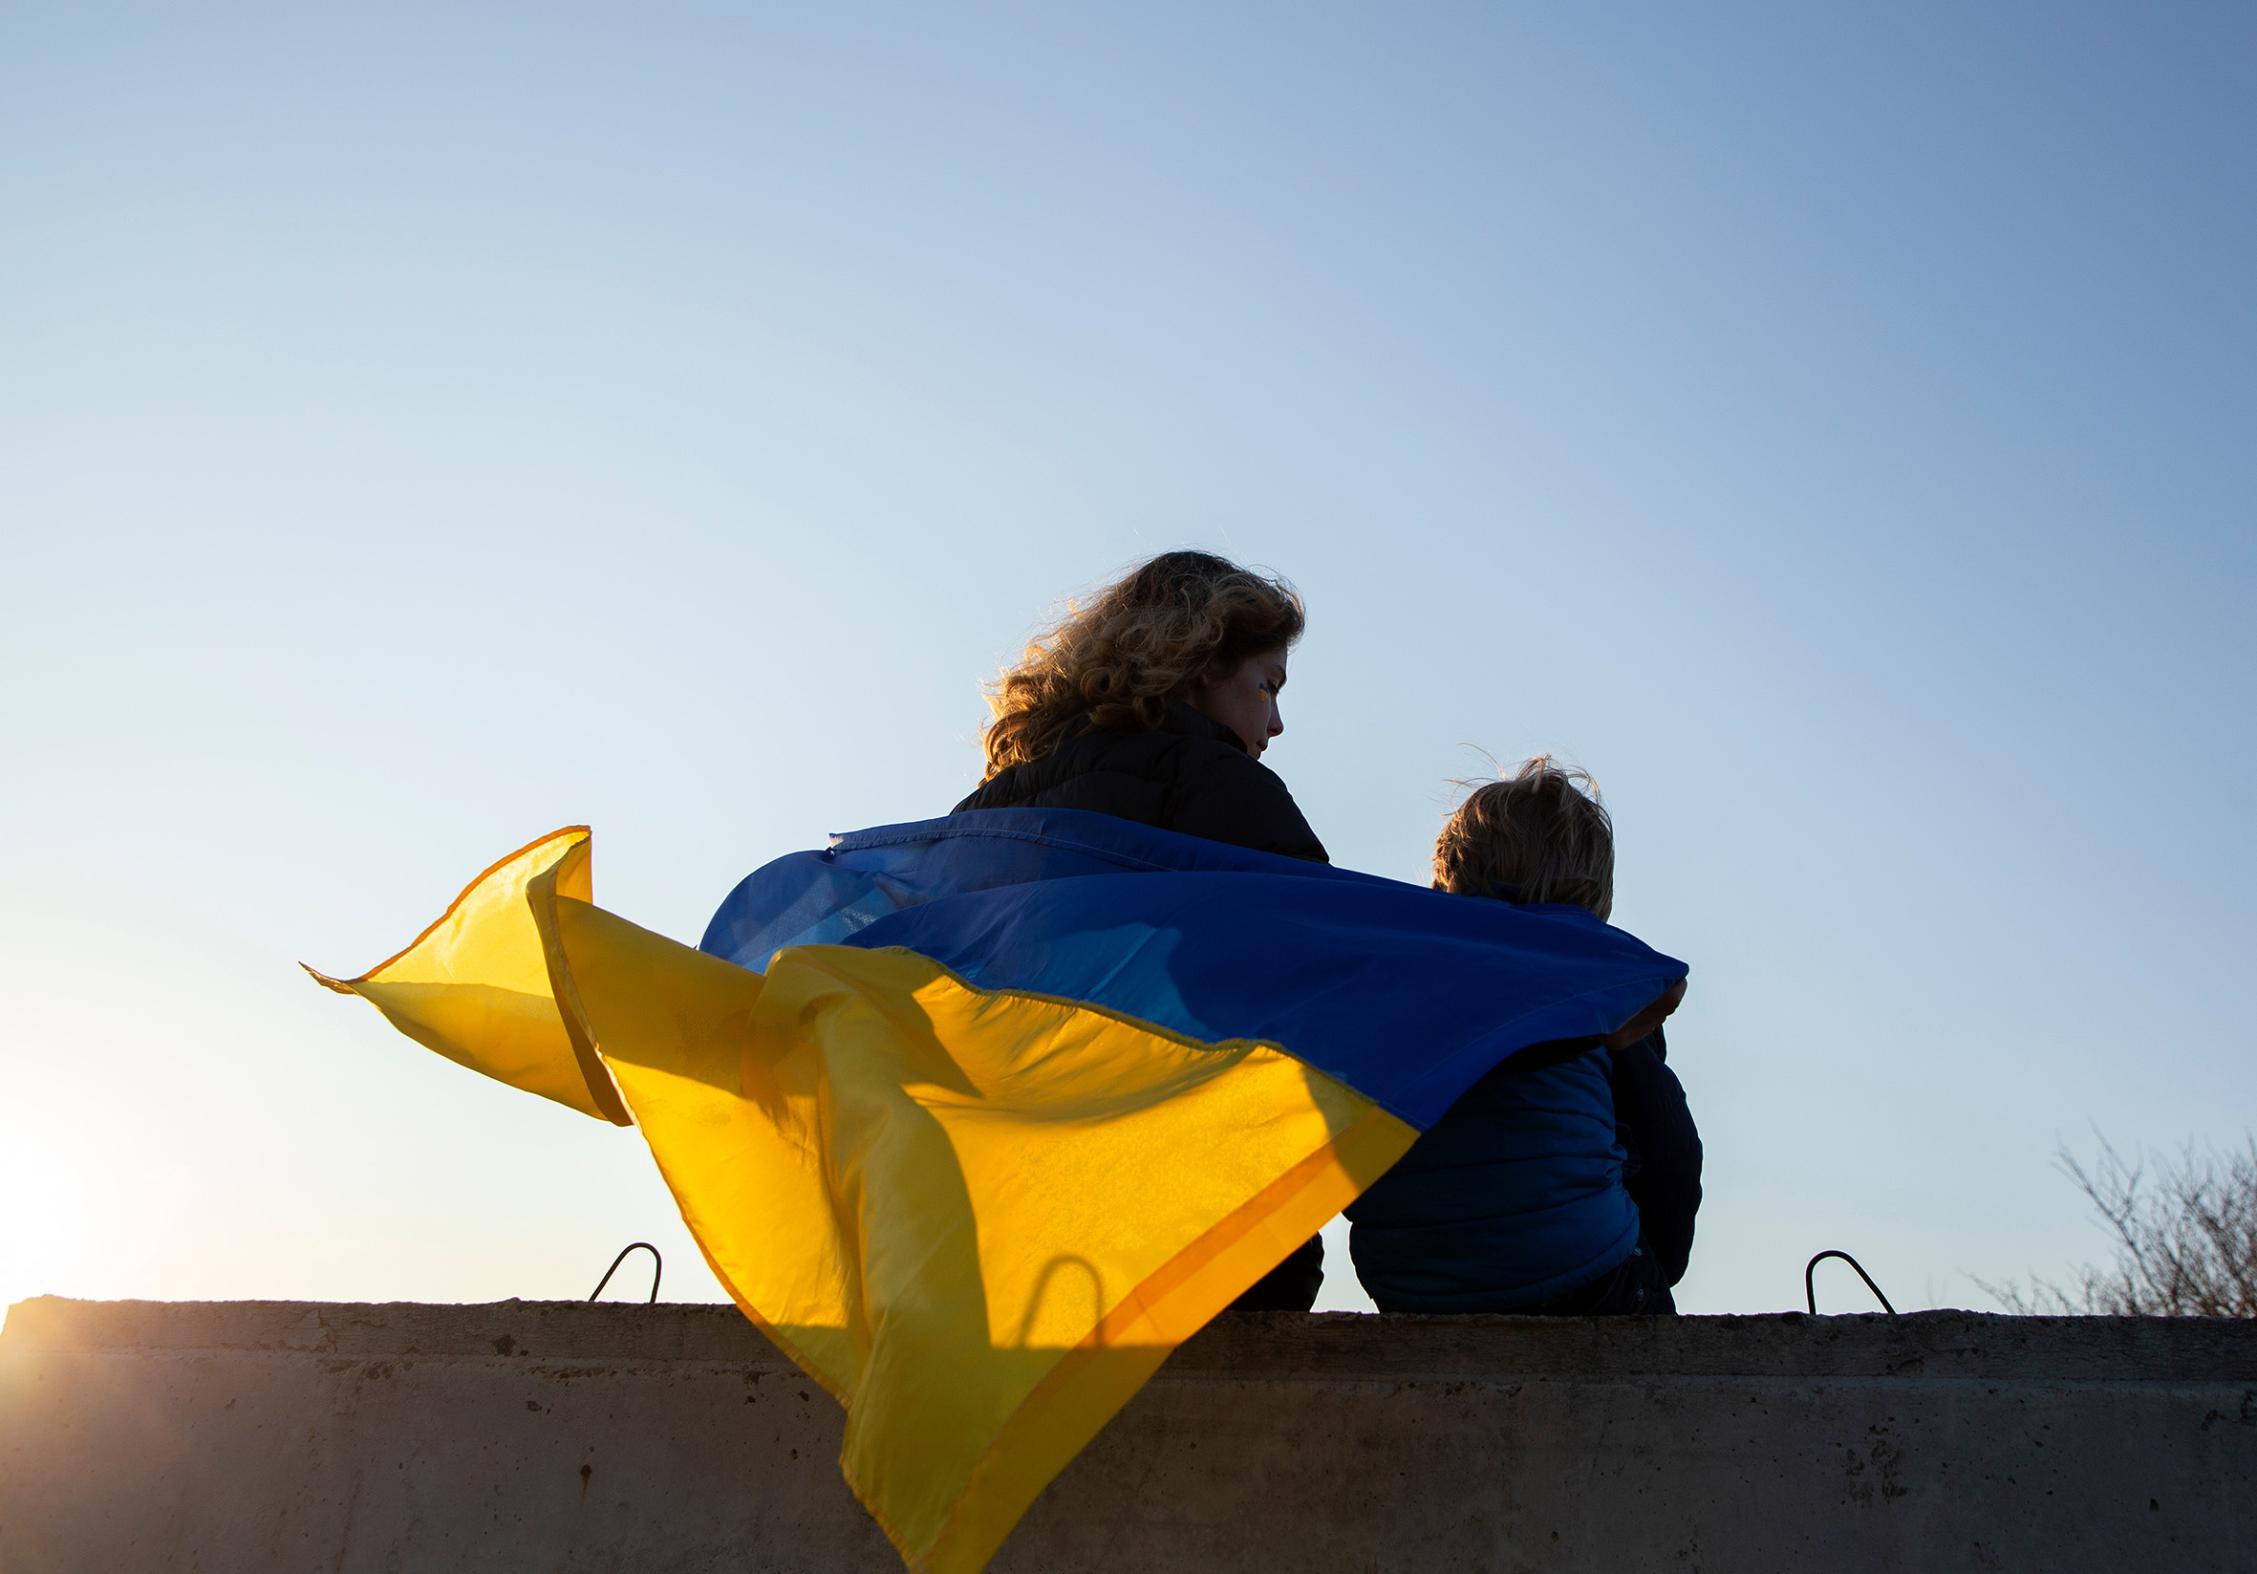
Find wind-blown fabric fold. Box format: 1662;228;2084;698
315;809;1686;1573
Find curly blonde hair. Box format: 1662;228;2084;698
1434;756;1615;920
980;550;1305;779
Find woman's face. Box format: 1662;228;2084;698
1187;648;1288;758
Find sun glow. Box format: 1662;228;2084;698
0;1125;103;1323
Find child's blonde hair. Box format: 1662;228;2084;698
1433;756;1615;920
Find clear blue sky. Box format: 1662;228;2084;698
4;4;2251;1317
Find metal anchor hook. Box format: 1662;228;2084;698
1804;1249;1896;1314
589;1241;663;1304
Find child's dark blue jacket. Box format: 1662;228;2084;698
1612;1028;1702;1292
1346;1030;1700;1313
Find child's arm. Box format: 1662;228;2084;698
1612;1029;1703;1288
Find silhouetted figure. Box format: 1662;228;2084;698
1348;757;1702;1314
957;550;1329;1308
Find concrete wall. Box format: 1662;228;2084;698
3;1298;2252;1572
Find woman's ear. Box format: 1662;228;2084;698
1179;661;1225;705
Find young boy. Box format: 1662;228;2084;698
1346;757;1703;1313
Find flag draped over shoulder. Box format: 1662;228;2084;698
312;809;1687;1573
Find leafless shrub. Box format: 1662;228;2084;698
1978;1132;2257;1317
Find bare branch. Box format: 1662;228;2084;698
1989;1131;2257;1317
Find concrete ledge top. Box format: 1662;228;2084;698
7;1298;2253;1382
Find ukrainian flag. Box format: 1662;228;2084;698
312;809;1685;1572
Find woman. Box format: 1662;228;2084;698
955;549;1330;1307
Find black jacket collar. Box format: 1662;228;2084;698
1154;701;1248;754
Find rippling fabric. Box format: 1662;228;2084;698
316;809;1685;1572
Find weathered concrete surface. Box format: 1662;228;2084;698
3;1300;2252;1572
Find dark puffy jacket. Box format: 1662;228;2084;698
956;704;1327;862
1612;1029;1702;1292
1345;1040;1641;1313
955;702;1330;1308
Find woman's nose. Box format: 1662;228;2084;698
1268;702;1284;738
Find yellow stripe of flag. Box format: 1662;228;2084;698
314;835;1415;1571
